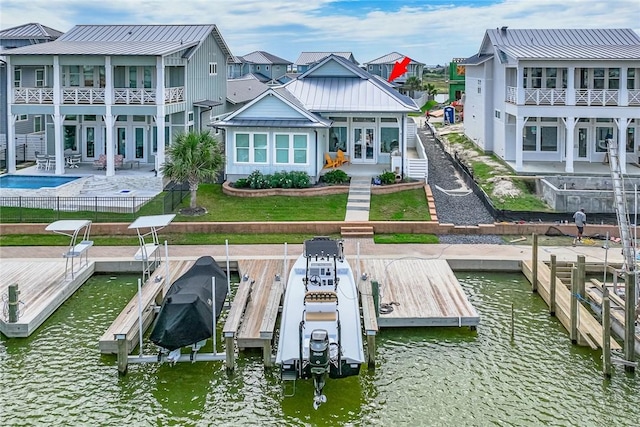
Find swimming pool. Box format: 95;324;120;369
0;175;81;189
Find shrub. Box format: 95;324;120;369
321;169;350;185
234;178;249;188
379;170;397;185
241;170;311;189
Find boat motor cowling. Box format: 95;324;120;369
309;329;330;374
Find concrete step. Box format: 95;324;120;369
341;226;374;237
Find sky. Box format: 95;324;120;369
1;0;639;66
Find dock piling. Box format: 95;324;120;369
624;273;636;372
602;288;612;378
8;284;19;323
577;255;586;299
116;333;128;375
549;255;557;316
531;234;538;292
570;267;578;344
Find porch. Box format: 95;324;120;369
504;160;640;177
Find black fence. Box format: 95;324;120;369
0;181;190;224
428;127;620;225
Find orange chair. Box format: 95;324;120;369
324;152;338;168
336;149;350;166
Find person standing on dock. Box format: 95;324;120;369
572;208;586;245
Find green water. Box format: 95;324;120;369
1;272;638;426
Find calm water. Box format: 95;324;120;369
1;272;638;426
0;175;80;189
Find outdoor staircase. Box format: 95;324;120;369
340;225;374;238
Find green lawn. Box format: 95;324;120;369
369;188;430;221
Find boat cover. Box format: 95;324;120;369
150;256;228;351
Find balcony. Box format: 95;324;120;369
12;86;185;105
506;86;640;106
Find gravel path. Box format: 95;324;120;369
418;120;503;244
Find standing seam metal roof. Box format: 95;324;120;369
240;51;292;65
364;51;425;66
295;52;357;66
0;23;64;40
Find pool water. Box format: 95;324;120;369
0;175;81;189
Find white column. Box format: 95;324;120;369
564;116;576;173
620;66;628;107
515;116;524;171
104;56;115;177
52;56;64;175
618;118;629;174
516;65;524;105
566;66;575;105
6;56;16;173
155;56;166;177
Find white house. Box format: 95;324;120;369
463;27;640;174
215;55;420;183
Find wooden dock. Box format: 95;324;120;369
98;260;194;354
0;258;94;337
358;258;480;328
231;259;288;365
522;260;620;350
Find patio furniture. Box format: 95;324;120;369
46;156;56;171
68;154;81;168
35;154;49;170
93;154;107;170
114;154;124;170
336;149;350;166
324;152;338;169
124;159;140;169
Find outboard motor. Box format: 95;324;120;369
309;329;330;409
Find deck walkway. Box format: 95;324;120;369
358;258;480;327
0;258;94;337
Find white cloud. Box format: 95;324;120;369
0;0;638;65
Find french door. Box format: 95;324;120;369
352;127;375;163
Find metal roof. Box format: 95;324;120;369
364;51;425;66
240;51;292;65
227;74;269;104
193;99;223;108
483;28;640;60
295;51;357;66
461;53;494;65
285;55;418;112
3;24;232;58
212;118;330;128
0;23;64;40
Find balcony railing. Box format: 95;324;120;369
12;86;185;105
506;86;631;106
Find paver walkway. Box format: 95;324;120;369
344;176;372;222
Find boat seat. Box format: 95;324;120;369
304;290;338;303
305;311;337;322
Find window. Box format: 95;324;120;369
86;127;95;157
608;68;620;89
34;116;43;132
68;66;80;86
523;126;537;151
274;134;308;164
35;69;45;87
209;62;218;76
143;66;153;89
380;127;399;154
540;127;558;151
83;115;97;121
188;111;194;123
595;127;613;153
545;68;557;88
129;67;137;88
83;66;94;87
626;126;635;153
628;68;636;90
494;110;501;119
329;126;347;152
234;133;267;163
14;69;21;87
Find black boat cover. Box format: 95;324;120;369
150;256;228;351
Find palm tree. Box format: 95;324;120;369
423;83;438;100
404;76;423;98
161;130;225;214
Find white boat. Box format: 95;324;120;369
275;236;365;409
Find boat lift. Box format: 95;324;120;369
128;214;176;282
45;219;93;279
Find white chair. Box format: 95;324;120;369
68;155;81;168
46;156;56;171
35;154;49;170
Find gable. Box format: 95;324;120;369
305;60;357;77
235;93;307;119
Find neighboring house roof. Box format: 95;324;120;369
3;24;232;58
285;55;419;112
0;23;64;40
481;28;640;61
240;50;292;65
227;74;269;104
460;53;493;65
295;51;358;66
363;52;425;66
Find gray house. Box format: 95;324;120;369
227;51;292;83
0;23;63;152
293;52;358;73
215;55;419;183
4;24;232;176
363;52;425;86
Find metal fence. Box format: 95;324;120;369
0;181;190;223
